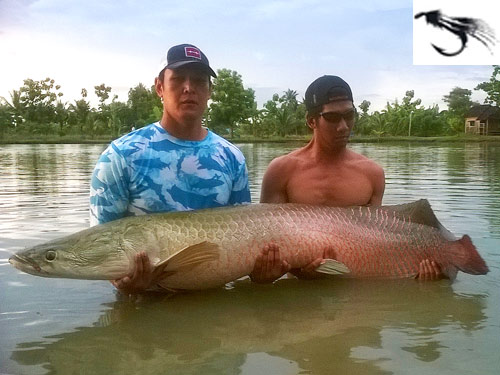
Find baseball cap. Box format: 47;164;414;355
304;75;353;111
158;43;217;78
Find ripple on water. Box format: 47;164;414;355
0;142;499;375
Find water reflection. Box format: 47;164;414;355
358;143;500;240
1;142;499;375
0;145;105;248
235;142;304;202
9;279;487;375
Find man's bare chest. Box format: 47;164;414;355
286;167;373;206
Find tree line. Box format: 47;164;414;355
1;66;500;139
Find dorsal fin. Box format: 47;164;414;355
382;199;456;240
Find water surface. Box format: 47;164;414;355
1;142;499;374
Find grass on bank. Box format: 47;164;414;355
1;133;500;144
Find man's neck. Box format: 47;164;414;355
159;114;207;141
305;137;350;164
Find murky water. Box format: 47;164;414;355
1;142;499;375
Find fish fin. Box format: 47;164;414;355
441;266;458;281
315;259;351;275
153;241;220;280
448;235;489;276
383;199;456;240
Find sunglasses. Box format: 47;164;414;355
319;108;356;123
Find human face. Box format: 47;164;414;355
309;100;355;148
319;108;356;124
155;65;211;124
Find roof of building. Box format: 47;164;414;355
466;105;500;120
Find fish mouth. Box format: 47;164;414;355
9;253;45;275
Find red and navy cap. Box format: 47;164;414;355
305;75;353;111
158;44;217;77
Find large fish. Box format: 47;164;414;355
9;200;488;290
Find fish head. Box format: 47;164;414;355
9;224;130;280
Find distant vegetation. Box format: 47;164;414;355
1;66;500;141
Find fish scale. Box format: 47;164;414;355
9;200;489;290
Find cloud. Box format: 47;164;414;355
0;0;36;29
0;1;493;113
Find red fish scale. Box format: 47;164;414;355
277;205;446;278
143;204;472;289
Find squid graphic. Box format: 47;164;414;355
415;10;496;56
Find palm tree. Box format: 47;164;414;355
369;111;388;137
282;89;299;111
0;90;25;127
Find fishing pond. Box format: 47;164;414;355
1;142;499;374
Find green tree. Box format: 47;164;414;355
68;88;92;134
261;90;305;137
367;111;388;137
107;101;130;137
443;87;473;115
475;65;500;107
377;91;423;136
209;69;257;138
356;100;371;135
127;83;161;126
92;84;114;136
18;78;63;130
54;100;68;135
282;89;299;111
94;84;112;108
380;100;405;135
0;90;24;130
358;100;371;115
279;89;306;136
410;105;446;136
401;90;422;109
443;87;474;134
240;104;264;137
0;99;12;135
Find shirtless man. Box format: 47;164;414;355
250;75;442;283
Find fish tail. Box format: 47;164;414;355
449;235;489;275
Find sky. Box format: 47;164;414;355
0;0;497;112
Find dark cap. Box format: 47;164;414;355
304;75;353;111
158;43;217;78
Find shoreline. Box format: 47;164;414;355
1;134;500;145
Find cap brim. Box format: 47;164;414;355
165;60;217;78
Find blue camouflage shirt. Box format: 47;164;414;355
90;122;251;226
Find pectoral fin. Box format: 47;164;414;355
152;241;220;281
315;259;351;275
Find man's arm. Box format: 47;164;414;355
254;156;331;282
367;162;385;207
89;145;130;226
249;244;291;284
229;159;251;205
366;162;445;280
246;158;291;283
259;157;289;203
90;146;157;294
111;252;156;294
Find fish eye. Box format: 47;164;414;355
45;250;57;261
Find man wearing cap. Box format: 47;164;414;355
89;44;252;293
249;75;443;282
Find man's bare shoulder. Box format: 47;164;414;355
267;148;309;171
348;150;383;168
261;148;310;203
346;150;385;187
